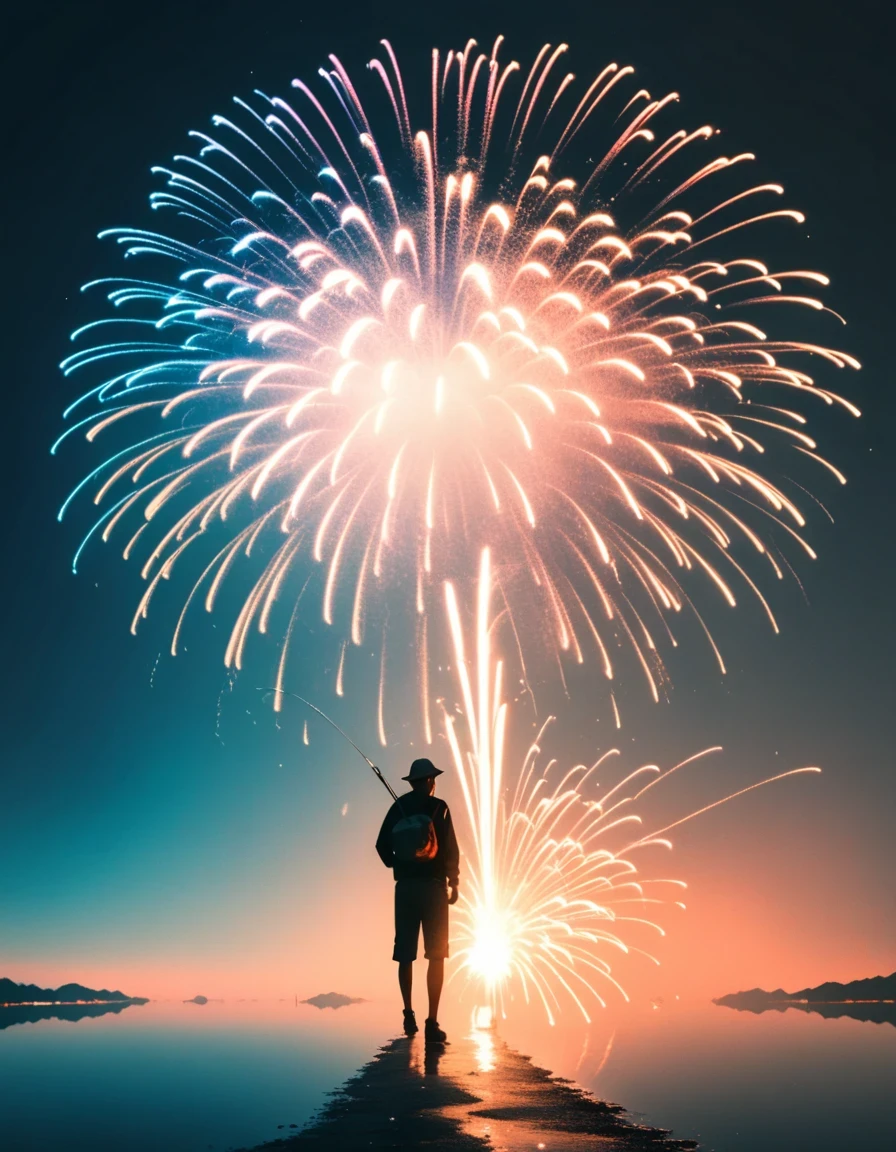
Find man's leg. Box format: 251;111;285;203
426;957;444;1021
394;880;418;1015
398;961;413;1013
421;881;449;1040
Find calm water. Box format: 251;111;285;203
1;997;894;1150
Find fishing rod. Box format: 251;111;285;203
257;687;400;803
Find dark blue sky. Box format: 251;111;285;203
2;0;893;999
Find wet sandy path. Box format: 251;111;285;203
250;1030;697;1150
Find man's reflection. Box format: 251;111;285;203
424;1041;445;1075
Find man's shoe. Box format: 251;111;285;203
403;1009;418;1036
424;1018;448;1044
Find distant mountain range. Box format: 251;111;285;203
0;977;147;1006
714;971;896;1010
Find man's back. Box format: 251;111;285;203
376;791;460;885
377;759;458;1044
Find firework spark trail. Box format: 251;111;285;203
445;548;820;1023
56;38;859;733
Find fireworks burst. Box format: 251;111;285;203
57;37;859;734
446;550;820;1022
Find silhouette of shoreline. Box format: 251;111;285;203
0;976;147;1006
0;1001;148;1030
714;971;896;1027
245;1032;698;1150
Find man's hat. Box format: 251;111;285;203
402;757;443;782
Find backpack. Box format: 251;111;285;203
391;810;439;863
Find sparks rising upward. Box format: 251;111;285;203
56;37;859;730
446;551;821;1022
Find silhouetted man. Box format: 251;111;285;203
376;757;459;1043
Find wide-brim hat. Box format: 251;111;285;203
402;757;443;782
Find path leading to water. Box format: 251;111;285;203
251;1031;698;1151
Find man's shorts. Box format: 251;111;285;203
393;878;449;962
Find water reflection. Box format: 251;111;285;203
471;1026;497;1073
717;999;896;1027
0;999;397;1152
0;1001;144;1030
470;1005;497;1072
0;1000;893;1152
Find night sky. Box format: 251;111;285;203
2;0;893;1002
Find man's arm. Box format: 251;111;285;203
441;804;460;892
375;806;396;868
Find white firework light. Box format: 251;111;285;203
445;549;819;1020
57;38;854;1017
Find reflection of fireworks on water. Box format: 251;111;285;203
56;38;858;734
447;550;819;1022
